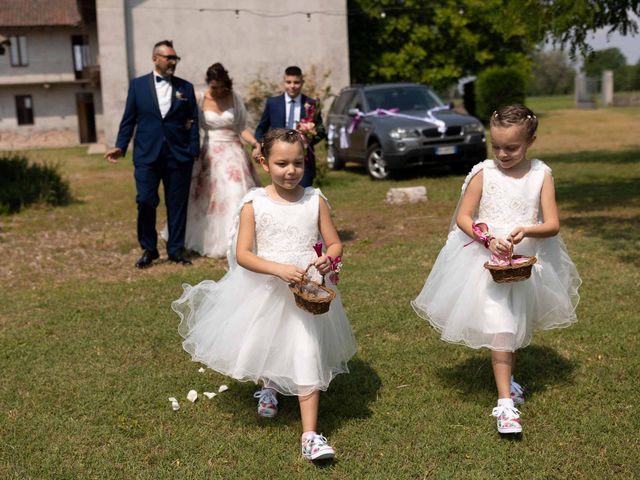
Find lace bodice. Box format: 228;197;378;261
474;159;550;230
252;188;323;271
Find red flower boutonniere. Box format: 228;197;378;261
175;90;186;101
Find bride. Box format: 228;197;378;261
180;63;261;258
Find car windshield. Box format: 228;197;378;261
364;86;443;112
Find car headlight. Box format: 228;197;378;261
462;122;485;135
389;127;421;140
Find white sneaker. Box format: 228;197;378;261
510;378;525;405
253;388;278;418
301;433;335;461
492;404;523;434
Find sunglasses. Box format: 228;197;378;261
156;53;181;62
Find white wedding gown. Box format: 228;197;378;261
184;107;260;257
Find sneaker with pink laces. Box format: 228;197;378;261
301;433;335;461
492;403;522;434
253;388;278;418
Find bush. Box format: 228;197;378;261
0;154;72;215
475;66;527;123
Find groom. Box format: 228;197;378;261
105;40;199;268
255;66;326;187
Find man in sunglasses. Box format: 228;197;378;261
105;40;199;268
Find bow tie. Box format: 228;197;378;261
155;75;170;83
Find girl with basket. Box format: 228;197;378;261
172;128;355;461
412;104;581;435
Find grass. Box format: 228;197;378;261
1;108;640;479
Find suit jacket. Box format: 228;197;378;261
115;73;199;165
255;93;326;147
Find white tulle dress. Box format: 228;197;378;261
172;187;356;396
412;159;581;352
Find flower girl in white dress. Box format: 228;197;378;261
412;105;581;435
172;128;356;461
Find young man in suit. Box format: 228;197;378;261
105;40;199;268
255;66;326;187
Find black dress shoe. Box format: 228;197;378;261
168;252;192;265
135;250;160;269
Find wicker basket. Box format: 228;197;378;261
289;264;336;315
484;243;537;284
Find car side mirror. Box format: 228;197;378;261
347;107;360;116
448;101;455;109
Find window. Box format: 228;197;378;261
15;95;34;125
346;92;364;113
331;90;355;115
9;35;28;66
72;35;91;79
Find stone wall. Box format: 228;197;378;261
98;0;350;146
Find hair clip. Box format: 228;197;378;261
526;115;531;119
493;111;499;118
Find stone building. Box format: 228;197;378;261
0;0;102;148
0;0;350;149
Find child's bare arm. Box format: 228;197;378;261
315;197;343;275
235;203;305;283
456;171;483;237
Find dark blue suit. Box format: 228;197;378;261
255;94;326;187
115;73;199;256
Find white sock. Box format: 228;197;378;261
497;397;514;408
302;431;316;441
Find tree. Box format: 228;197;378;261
348;0;640;89
583;47;627;76
528;50;576;96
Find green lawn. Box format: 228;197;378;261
1;122;640;477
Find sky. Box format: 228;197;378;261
586;12;640;64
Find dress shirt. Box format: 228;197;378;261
154;71;172;118
285;94;302;128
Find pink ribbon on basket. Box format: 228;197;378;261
313;242;342;284
464;222;493;247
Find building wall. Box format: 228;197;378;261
98;0;350;146
0;27;98;84
0;83;103;147
0;26;103;148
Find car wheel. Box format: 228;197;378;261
326;144;344;170
366;143;390;180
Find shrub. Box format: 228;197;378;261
0;154;72;215
475;66;527;123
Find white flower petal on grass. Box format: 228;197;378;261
203;392;217;399
218;385;229;393
187;390;198;402
198;367;206;373
168;397;180;411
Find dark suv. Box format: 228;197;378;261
326;83;486;179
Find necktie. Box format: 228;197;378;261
156;75;169;83
287;99;296;129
